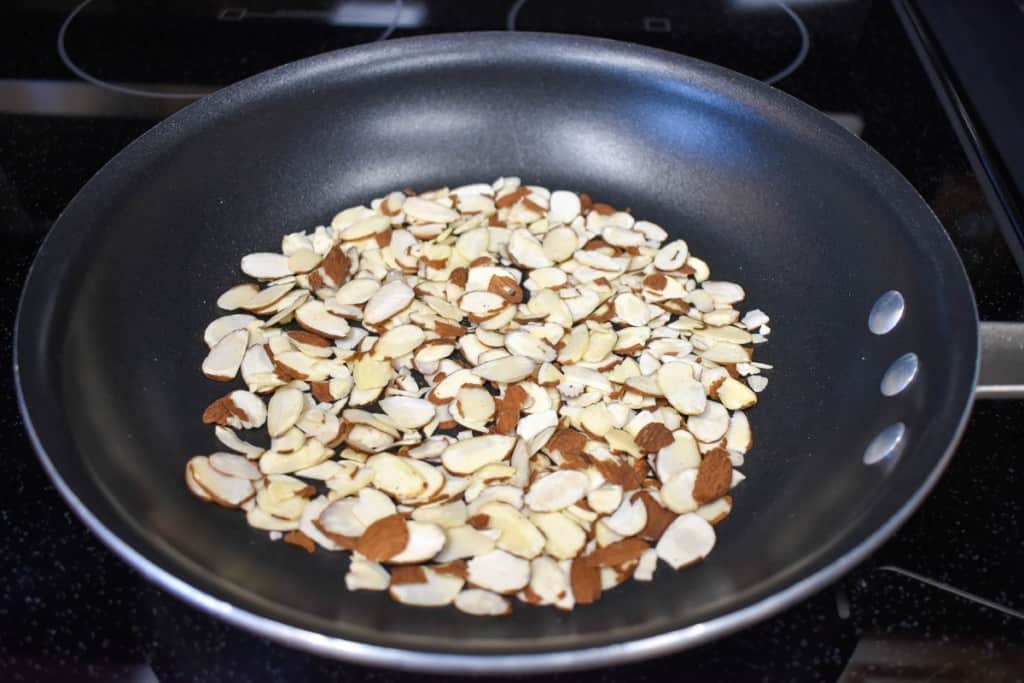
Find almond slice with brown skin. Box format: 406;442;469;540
294;300;351;339
364;280;414;324
203;313;257;348
266;387;304;437
208;452;262;480
202;329;248;381
189;456;255;508
389;567;464;606
388;521;446;564
403;196;459;224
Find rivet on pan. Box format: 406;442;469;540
881;353;919;397
868;290;905;335
863;422;906;465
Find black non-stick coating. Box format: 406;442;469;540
15;33;978;672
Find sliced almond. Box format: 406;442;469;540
379;396;435;430
657;362;706;416
471;355;537;384
364;280;414;324
687;401;730;443
388;521;446;564
295;300;351;339
467;549;531;594
716;377;758;410
267;387;304;437
656;513;716;569
454;589;511;616
202;328;248;381
524;470;589;512
217;283;260;311
441;435;516;475
241;252;291;280
389;567;464;606
403;196;459;223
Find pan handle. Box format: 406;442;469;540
976;322;1024;399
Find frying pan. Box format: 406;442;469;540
14;33;1021;674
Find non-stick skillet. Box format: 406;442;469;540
14;33;1024;674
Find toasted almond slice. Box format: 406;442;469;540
389;567;464;606
725;411;752;453
531;512;587;560
603;495;648;537
217;283;260;311
202;329;248;381
656;513;716;569
587;484;623;514
190;456;255;507
403;196;459;223
388;521;446;564
467;549;531;594
345;557;391;591
267;387;304;437
524;470;589;512
717;377;758;410
366;454;427;500
209;452;262;480
364;280;414;324
661;469;699;514
657;362;706;416
241;252;291;280
687;401;730;443
379;396;435;430
454;589;511;616
441;435;516;475
204;313;257;348
472;355;537;383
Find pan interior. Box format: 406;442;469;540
18;34;977;657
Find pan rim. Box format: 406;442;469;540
13;31;979;674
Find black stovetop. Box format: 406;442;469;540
1;1;1022;681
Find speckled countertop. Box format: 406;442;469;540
1;1;1022;681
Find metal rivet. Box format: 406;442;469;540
881;353;919;396
868;290;905;335
863;422;906;465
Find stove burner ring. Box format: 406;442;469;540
57;0;405;100
506;0;810;86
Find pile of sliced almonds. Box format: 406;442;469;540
188;177;772;615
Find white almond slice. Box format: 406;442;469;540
504;330;556;363
190;457;255;507
658;362;706;416
205;314;258;349
725;411;752;454
696;496;733;525
472;355;537;383
561;365;612;394
656;513;716;569
661;468;699;514
271;426;306;454
602;226;645;248
653;240;689;271
741;309;770;329
548;190;582;224
459;291;507;316
345;424;396;453
717;377;758;410
295;301;351;339
345;557;390;591
531;512;587;560
633;548;659;581
389;567;464;606
467;549;531;594
185;457;213;501
287;248;322;274
352;487;398;527
296;460;346;481
623;374;663;397
214;425;264;459
687;401;730;443
209;452;262;480
388;521;446;564
411;500;468;529
299;496;340;550
434;525;497;562
455;589;511;616
364;280;415;325
403;196;459;223
454;386;495;425
453;182;495;197
379;396;435;430
587;484;623;514
202;329;248;381
338;213;389;241
700;342;751;364
326;466;375;498
366;454;427;500
603;495;648;537
702;308;740;327
246;506;300;531
541;226;579;263
614;292;652;326
267;387;304;437
528;555;568;605
580;403;614;438
241;252;291;280
259;440;330;475
526;266;570;291
656;431;701;481
441;435;516;475
374;324;426;359
242;283;296;315
335;278;380;306
222;390;266;429
353;357;393;391
702;281;745;305
509;229;554;269
403;459;446;503
696;325;753;345
431;368;484;403
318;498;367;539
524;470;589;512
217;283;260;311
